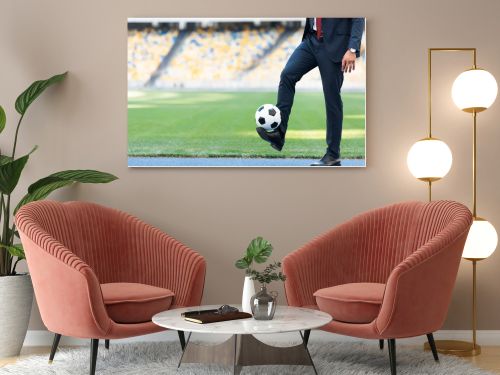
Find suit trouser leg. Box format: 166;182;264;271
317;55;344;159
276;39;318;133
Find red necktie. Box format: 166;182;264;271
316;17;323;39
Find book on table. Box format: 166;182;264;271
182;309;252;324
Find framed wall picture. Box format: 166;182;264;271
128;18;366;167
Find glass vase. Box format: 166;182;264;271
250;285;278;320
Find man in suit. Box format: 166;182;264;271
257;18;365;166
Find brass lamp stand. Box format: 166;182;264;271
420;48;497;357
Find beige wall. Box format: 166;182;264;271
1;0;500;331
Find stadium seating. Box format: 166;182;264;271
128;22;366;90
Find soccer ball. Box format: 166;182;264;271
255;104;281;132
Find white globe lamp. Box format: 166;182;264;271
462;218;498;260
407;138;453;181
452;69;498;113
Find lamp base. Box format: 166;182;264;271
424;340;481;357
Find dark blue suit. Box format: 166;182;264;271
277;18;364;159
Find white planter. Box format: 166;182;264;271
0;274;33;358
241;276;255;313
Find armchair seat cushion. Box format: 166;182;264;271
314;283;385;324
101;283;174;324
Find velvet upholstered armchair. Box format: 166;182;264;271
15;201;206;375
283;200;472;375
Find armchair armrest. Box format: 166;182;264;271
376;227;470;338
125;218;206;307
17;230;111;339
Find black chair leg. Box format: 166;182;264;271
426;333;439;362
105;339;110;350
177;330;186;350
303;329;311;347
379;339;384;350
388;339;396;375
48;333;62;363
90;339;99;375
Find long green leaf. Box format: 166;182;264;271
14;169;117;214
17;180;73;211
0;105;5;134
15;72;67;115
0;153;31;194
0;155;13;166
28;169;117;193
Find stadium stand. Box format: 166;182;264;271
128;20;366;90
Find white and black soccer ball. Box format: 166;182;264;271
255;104;281;132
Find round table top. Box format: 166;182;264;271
152;305;332;335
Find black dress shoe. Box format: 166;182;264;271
256;127;285;151
310;154;342;166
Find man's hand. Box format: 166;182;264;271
341;50;356;73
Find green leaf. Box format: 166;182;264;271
15;72;67;115
14;169;117;214
28;170;117;193
246;237;273;264
0;155;13;166
16;180;73;212
0;105;5;134
0;244;25;259
0;152;31;194
235;258;250;269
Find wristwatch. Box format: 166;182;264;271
349;48;357;53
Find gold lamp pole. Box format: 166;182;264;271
407;49;453;200
420;48;498;357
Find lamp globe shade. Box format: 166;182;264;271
462;218;498;259
452;69;498;113
407;138;453;181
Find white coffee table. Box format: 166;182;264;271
153;305;331;374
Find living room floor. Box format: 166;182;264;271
1;345;500;373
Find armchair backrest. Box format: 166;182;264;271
16;200;132;284
283;200;472;308
346;200;470;284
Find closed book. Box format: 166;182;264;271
183;311;252;324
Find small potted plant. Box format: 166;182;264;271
235;237;286;319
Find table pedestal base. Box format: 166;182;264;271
178;332;317;374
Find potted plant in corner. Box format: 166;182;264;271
0;72;117;358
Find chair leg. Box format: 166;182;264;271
90;339;99;375
48;333;62;363
426;333;439;362
379;339;384;350
105;339;110;350
177;330;186;350
303;329;311;347
388;339;396;375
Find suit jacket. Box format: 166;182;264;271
302;18;365;63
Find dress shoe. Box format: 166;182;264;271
256;127;285;151
310;154;342;166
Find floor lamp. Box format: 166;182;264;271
407;48;498;356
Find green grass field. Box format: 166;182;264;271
128;90;365;159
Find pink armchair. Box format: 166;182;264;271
283;200;472;375
16;200;206;375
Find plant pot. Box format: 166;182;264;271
0;274;33;358
241;276;255;313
